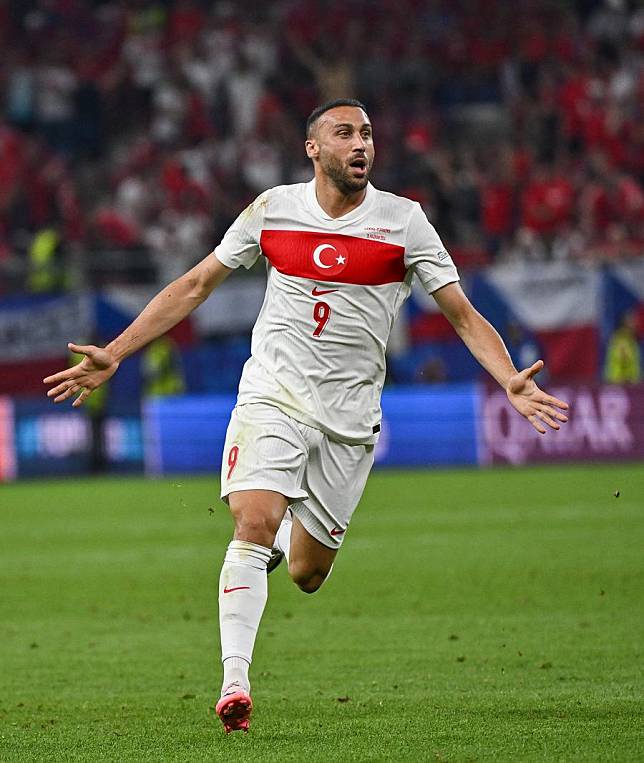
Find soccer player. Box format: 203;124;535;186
43;99;569;734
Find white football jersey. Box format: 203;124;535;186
214;179;459;444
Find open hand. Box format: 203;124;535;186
506;360;569;434
43;343;119;407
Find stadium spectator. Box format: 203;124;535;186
604;311;642;384
141;336;186;398
0;0;641;293
26;226;68;293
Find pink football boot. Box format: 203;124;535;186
215;684;253;733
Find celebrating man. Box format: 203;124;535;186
44;99;569;734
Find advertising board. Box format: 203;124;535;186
142;386;480;474
480;384;644;465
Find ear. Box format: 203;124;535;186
305;138;318;159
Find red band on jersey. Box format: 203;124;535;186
260;230;407;285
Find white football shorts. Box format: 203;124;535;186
220;402;374;549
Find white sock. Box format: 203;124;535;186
221;655;250;695
219;540;272;695
274;508;293;564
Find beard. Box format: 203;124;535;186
319;149;370;194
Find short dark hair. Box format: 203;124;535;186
306;99;368;137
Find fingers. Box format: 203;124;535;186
540;393;569;411
47;379;93;405
535;409;560;430
521;359;544;379
44;343;111;406
46;374;83;399
72;387;92;408
538;403;569;423
68;342;96;356
524;383;569;413
528;405;568;433
47;380;74;399
44;343;97;390
58;386;81;404
50;380;84;403
43;366;79;385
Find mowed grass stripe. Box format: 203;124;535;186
1;464;642;761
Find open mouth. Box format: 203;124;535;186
349;158;368;176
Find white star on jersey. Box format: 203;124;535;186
214;179;458;443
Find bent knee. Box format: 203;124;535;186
234;515;278;549
294;574;326;594
289;564;329;594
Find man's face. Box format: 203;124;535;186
306;106;375;194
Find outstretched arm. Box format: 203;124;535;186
44;253;232;407
432;282;569;433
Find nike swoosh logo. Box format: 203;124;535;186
330;527;345;537
312;287;339;296
223;586;251;594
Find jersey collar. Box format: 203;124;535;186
305;178;375;224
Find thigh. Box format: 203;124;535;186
221;403;310;504
291;436;375;550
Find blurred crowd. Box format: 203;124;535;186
0;0;642;292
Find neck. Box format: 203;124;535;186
314;174;367;219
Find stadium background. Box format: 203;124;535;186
0;0;642;480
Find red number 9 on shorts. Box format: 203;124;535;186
227;445;239;479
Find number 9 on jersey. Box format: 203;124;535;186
313;301;331;337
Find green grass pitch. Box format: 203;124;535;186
1;464;642;762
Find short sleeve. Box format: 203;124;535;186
404;203;459;293
213;192;268;270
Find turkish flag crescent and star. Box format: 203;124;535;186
259;230;407;285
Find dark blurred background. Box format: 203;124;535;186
0;0;642;479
